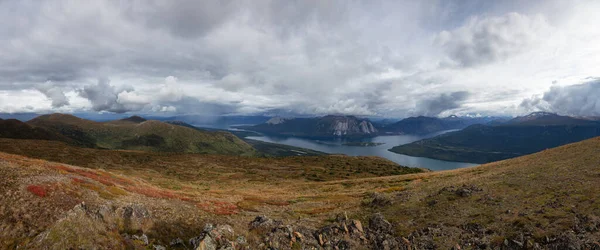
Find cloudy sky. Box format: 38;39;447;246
1;0;599;118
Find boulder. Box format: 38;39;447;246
132;234;149;245
190;234;217;250
249;215;282;230
368;213;393;234
170;238;185;247
352;220;364;233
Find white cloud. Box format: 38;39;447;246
1;1;600;117
158;76;183;102
35;81;69;107
521;78;600;116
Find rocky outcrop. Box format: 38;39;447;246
28;203;600;249
29;202;153;249
327;116;378;136
266;117;289;125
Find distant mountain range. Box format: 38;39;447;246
378;115;498;135
238;114;499;138
236;115;378;138
390;112;600;163
0;114;256;155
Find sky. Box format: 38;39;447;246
1;0;599;118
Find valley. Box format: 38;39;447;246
244;133;477;170
1;113;599;249
1;132;599;248
3;2;600;249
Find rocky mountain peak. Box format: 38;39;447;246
266;117;289;125
328;116;377;136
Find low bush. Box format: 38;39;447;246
27;185;47;197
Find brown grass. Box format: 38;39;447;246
2;137;600;248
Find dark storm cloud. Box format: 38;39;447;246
521;79;600;116
123;0;238;38
436;12;549;67
414;91;470;116
164;96;238;115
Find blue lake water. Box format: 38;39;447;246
244;130;479;171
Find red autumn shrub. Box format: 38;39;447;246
197;201;238;215
71;177;86;183
27;185;47;197
179;197;193;202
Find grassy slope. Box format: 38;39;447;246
1;137;599;248
243;138;328;157
0;138;420;248
167;121;329;157
0;119;74;143
27;114;256;156
374;136;600;247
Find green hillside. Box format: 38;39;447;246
25;114;256;156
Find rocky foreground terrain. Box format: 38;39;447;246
1;136;600;249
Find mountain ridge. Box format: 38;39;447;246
379;115;497;135
21;113;257;155
390;112;600;163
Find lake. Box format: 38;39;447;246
244;130;478;171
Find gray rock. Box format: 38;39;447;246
203;223;214;233
196;235;217;250
170;238;185;247
352;220;364;233
153;245;166;250
368;213;393;234
216;224;235;238
249;215;282;230
190;236;204;249
236;236;247;245
132;234;149;245
369;193;392;207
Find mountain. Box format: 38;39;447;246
23;114;256;155
1;131;600;248
165;120;328;157
238;115;378;138
0;119;74;143
117;115;147;123
505;111;598;126
390;112;600;163
379;115;495;135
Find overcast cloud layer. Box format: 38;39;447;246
1;0;599;117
